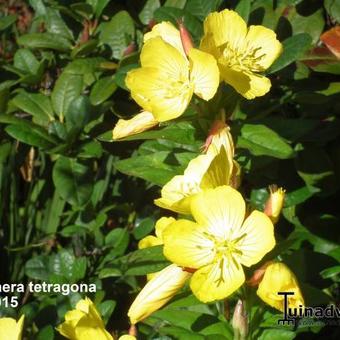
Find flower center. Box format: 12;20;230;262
220;42;266;73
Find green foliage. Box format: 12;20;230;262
0;0;339;339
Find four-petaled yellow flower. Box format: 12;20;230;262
126;22;219;122
0;315;24;340
163;186;275;302
200;9;282;99
57;297;113;340
257;262;304;312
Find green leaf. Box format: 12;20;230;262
320;265;340;279
268;33;313;73
0;15;17;31
295;146;338;194
86;0;110;17
325;0;340;22
104;245;169;276
139;0;161;25
64;57;106;75
133;217;155;240
13;49;40;74
45;8;73;40
115;150;193;186
238;124;295;159
51;72;83;119
4;123;56;149
235;0;251;22
52;156;93;206
71;39;99;58
99;11;135;59
11;91;54;124
184;0;223;21
164;0;187;8
90;76;117;105
25;255;50;281
65;95;91;131
41;191;66;234
288;8;324;44
17;33;72;52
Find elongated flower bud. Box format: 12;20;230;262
264;185;285;224
232;300;248;340
128;264;191;324
112;111;158;140
178;20;194;56
257;262;304;312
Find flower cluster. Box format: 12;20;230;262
111;8;304;332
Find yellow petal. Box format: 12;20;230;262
126;67;193;122
154;154;214;214
163;219;215;269
140;37;188;77
128;264;191;324
0;315;24;340
155;216;176;240
138;235;162;249
74;323;113;340
202;9;247;50
190;259;245;302
236;211;275;267
112;111;158;140
257;262;304;312
188;48;219;100
143;22;185;57
200;146;232;190
190;186;245;240
119;336;136;340
219;66;271;99
245;25;283;70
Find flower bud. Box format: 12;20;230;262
0;315;24;340
112;111;158;140
232;300;248;340
257;262;304;312
178;20;194;56
128;264;191;324
264;185;285;224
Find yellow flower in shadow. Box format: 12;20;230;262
200;9;282;99
257;262;304;312
163;186;275;302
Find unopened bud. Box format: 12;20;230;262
112;111;158;140
128;264;191;324
232;300;248;340
257;262;304;312
264;185;285;224
247;261;273;287
178;20;194;56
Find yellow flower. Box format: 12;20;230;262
0;315;24;340
126;22;219;122
128;264;191;324
257;262;304;312
200;9;282;99
264;185;285;224
112;111;158;140
163;186;275;302
57;297;113;340
154;122;237;214
119;336;136;340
